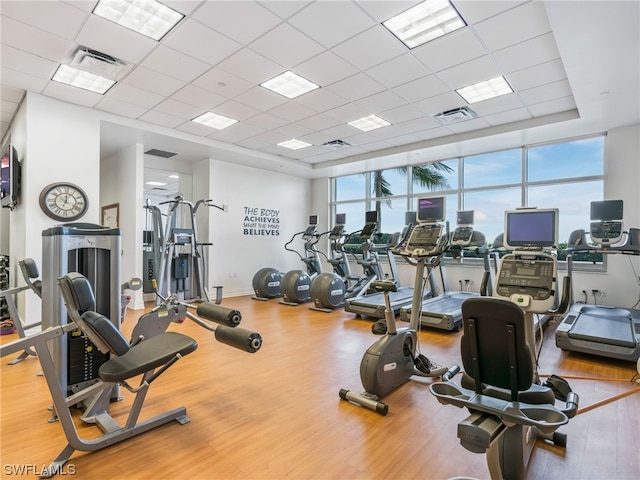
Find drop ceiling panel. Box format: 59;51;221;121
95;97;149;118
455;0;528;24
295;51;359;87
122;67;186;97
287;1;376;48
217;48;284;84
1;15;71;62
0;0;87;40
248;23;324;69
170;84;227;110
164;18;242;66
436;55;502;91
293;88;349;114
139;110;185;129
326;73;385;102
192;67;254;99
108;83;164;109
192;0;282;45
1;44;57;79
412;28;487;73
332;26;407;71
506;59;567;92
42;81;102;107
140;45;211;83
244;112;289;130
493;33;560;74
1;68;48;93
234;86;289;112
154;98;203;120
365;53;432;89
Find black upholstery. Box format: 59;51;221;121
82;311;130;356
60;272;198;384
460;297;554;404
65;272;97;312
99;332;198;383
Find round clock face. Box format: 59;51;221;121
39;182;89;222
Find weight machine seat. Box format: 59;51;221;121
460;297;555;405
19;258;42;297
59;272;198;383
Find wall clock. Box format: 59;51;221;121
39;182;89;222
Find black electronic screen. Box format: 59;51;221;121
335;213;346;225
361;223;376;238
1;144;19;208
417;197;445;223
590;200;623;221
405;211;416;225
457;210;474;225
365;210;377;223
309;215;318;225
504;209;558;249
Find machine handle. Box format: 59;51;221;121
214;325;262;353
564;391;579;418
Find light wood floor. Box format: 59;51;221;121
1;296;639;479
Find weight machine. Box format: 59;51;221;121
154;195;226;305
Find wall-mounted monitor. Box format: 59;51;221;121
309;215;318;225
590;200;623;221
335;213;346;225
365;210;377;224
1;142;21;209
456;210;474;225
504;208;558;250
417;197;445;223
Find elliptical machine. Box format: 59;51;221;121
309;213;350;312
279;215;322;305
339;197;451;415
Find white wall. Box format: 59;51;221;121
100;142;145;309
5;93;103;323
208;160;310;297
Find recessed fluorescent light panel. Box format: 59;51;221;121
278;139;312;150
383;0;466;49
192;112;238;130
260;71;319;99
93;0;184;41
51;65;116;94
348;114;391;132
456;76;513;104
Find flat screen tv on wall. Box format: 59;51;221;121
1;141;21;209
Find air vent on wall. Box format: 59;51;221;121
145;149;178;158
70;46;126;78
433;106;478;125
321;139;352;150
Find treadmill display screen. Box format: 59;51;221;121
590;200;623;221
365;210;377;223
504;209;558;249
335;213;346;225
456;210;474;225
417;197;445;223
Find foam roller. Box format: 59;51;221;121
214;325;262;353
196;303;241;327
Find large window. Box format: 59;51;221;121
332;134;605;266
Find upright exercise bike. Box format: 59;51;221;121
339;197;451;415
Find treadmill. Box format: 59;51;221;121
555;200;640;362
344;210;433;319
399;210;490;331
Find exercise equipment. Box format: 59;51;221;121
41;223;122;398
309;213;350;312
279;216;322;305
339;197;451;415
429;207;579;480
399;210;491;331
252;267;283;300
345;210;431;319
155;194;226;305
0;272;261;478
556;200;640;362
0;258;42;363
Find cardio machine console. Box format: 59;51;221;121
450;226;474;246
590;221;623;245
495;256;555;305
403;223;444;256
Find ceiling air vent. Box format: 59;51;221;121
70;46;126;77
433;106;478;125
321;139;352;150
145;149;178;158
